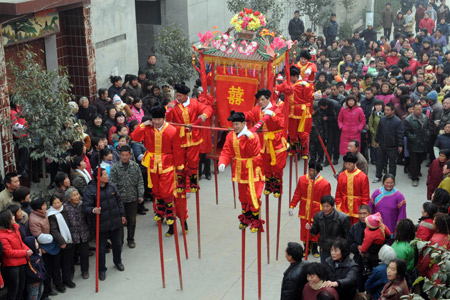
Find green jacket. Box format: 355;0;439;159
369;112;382;146
392;241;415;272
110;160;144;203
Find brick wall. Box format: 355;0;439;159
0;26;16;175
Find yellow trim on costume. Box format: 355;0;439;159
345;169;362;218
299;175;323;220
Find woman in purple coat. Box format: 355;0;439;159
369;174;407;238
338;95;366;155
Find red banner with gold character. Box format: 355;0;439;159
216;74;259;128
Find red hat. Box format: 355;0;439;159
366;212;382;229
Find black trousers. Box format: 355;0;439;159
72;242;89;275
2;265;26;300
122;201;138;242
410;151;426;180
60;245;75;283
326;128;340;161
199;153;211;176
376;147;398;178
384;27;392;40
42;252;61;296
309;138;324;162
428;134;438;162
99;228;122;273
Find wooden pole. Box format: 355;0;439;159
242;229;246;300
157;220;166;288
288;156;293;208
214;160;219;205
276;194;282;261
265;195;270;264
196;190;201;258
173;219;183;290
257;230;262;300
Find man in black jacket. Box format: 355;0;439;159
373;103;404;182
347;204;371;292
360;25;378;46
288;11;304;42
280;242;308;300
83;167;126;281
319;98;341;165
307;195;351;263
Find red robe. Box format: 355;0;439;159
130;122;180;200
290;174;331;242
335;167;370;224
244;103;287;176
295;61;317;83
165;97;213;171
218;130;264;212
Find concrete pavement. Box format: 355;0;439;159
51;157;426;300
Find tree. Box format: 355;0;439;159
6;47;79;191
291;0;333;32
339;0;356;39
226;0;284;31
153;23;195;86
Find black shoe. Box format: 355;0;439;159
311;242;320;258
323;160;330;166
332;159;339;165
48;290;58;296
138;211;147;215
56;285;66;293
205;174;211;180
64;281;76;288
165;225;174;237
426;161;431;167
128;241;136;248
99;272;106;281
184;221;188;234
82;272;90;279
143;207;149;212
115;263;125;271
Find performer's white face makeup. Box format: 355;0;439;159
257;96;270;109
152;117;165;128
233;121;246;134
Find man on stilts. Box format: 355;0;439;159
279;65;314;159
244;89;287;197
289;161;331;257
336;152;370;225
166;83;213;194
218;111;265;232
130;107;182;236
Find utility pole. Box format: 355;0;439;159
366;0;374;26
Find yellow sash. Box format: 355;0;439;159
297;104;311;132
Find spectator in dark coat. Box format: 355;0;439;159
347;204;371;292
323;13;338;46
288;11;304;42
319;98;341;165
302;263;339;299
107;76;126;100
373;103;404;181
360;25;378;46
365;245;398;299
83;167;126;281
341;38;357;60
280;242;308;300
77;97;97;125
308;195;351;263
352;31;366;55
94;88;111;117
427;149;450;200
434;122;450;153
324;238;359;300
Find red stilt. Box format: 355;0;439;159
304;174;316;260
288;156;293;208
173;219;183;290
265;195;270;264
295;154;299;182
214;160;219;205
232;181;237;209
196;191;201;258
157;221;166;288
180;216;188;260
276;194;282;261
257;230;262;300
242;229;246;300
95;167;101;293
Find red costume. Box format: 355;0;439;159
131;121;184;222
287;80;314;157
244;102;287;197
165;96;213;192
335;167;370;224
294;60;317;83
361;226;391;253
290;174;331;242
219;128;265;232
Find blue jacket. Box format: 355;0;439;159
324;20;338;37
436;22;450;37
365;264;388;299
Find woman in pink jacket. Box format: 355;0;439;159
338;95;366;155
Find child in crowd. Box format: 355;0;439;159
23;236;46;300
416;202;437;241
360;212;391;272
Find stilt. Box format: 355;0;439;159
265;195;270;264
295;154;299;182
214;160;219;205
276;194;282;261
196;191;201;258
288;156;293;208
303;156;308;175
232;181;237;209
157;220;166;288
173;220;183;290
242;229;246;300
180;216;188;260
257;230;262;300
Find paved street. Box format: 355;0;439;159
51;157;427;300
